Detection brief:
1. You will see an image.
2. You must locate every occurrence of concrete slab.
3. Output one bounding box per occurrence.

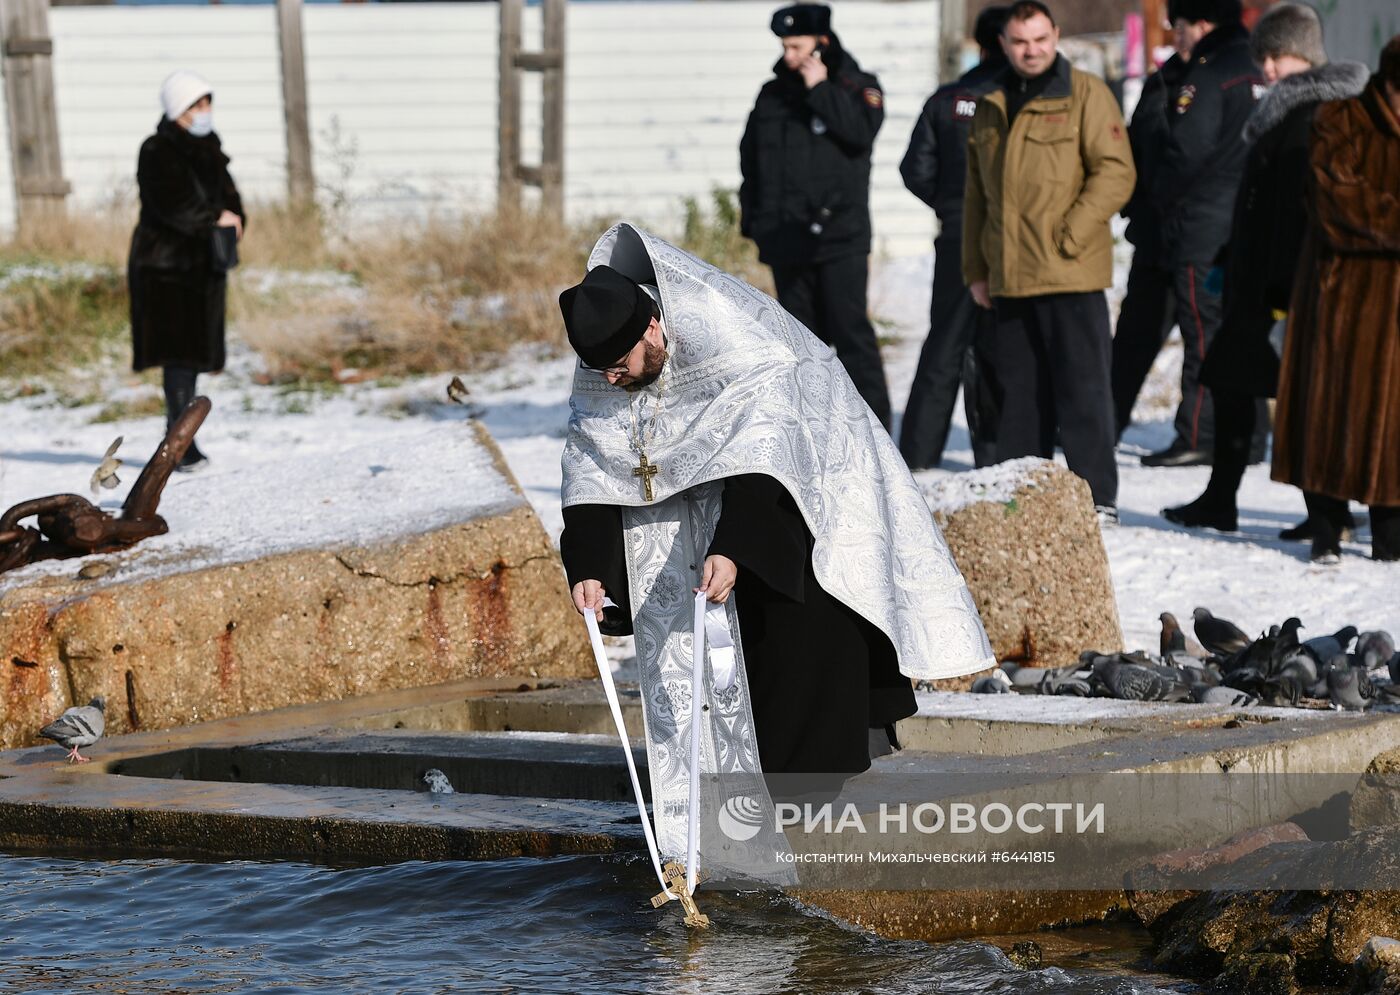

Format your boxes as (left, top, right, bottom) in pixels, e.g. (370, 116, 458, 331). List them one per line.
(4, 675, 1400, 944)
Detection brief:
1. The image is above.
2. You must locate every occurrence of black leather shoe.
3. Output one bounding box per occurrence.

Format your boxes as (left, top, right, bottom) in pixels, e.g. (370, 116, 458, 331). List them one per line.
(1163, 497, 1237, 532)
(1142, 441, 1212, 467)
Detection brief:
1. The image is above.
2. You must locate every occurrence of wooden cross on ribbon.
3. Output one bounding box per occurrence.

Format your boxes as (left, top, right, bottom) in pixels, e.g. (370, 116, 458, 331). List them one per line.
(632, 452, 659, 502)
(650, 860, 710, 928)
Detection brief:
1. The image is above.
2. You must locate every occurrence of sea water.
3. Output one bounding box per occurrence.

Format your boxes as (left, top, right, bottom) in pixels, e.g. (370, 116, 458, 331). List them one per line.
(0, 853, 1194, 994)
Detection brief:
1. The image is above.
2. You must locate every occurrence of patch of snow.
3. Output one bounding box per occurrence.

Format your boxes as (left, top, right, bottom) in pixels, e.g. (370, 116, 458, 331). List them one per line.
(915, 456, 1048, 515)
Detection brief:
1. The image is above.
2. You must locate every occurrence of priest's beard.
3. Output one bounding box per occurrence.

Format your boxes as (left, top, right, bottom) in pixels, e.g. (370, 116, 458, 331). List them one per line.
(623, 341, 667, 392)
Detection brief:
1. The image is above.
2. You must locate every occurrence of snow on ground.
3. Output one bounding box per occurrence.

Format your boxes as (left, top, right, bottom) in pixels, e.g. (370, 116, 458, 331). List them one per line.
(2, 252, 1395, 667)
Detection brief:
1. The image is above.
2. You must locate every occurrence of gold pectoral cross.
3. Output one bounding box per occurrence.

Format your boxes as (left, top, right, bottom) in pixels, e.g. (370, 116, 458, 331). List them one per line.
(650, 860, 710, 928)
(632, 452, 660, 502)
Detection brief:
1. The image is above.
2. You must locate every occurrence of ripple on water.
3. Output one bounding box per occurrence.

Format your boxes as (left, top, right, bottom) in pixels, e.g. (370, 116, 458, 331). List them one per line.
(0, 853, 1187, 995)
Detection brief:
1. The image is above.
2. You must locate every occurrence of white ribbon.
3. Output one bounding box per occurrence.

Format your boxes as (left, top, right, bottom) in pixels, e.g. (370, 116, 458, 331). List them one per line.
(585, 598, 700, 903)
(705, 599, 737, 692)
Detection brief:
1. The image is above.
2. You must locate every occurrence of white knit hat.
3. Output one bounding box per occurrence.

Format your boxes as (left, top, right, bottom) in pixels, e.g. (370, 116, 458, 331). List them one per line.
(160, 70, 213, 120)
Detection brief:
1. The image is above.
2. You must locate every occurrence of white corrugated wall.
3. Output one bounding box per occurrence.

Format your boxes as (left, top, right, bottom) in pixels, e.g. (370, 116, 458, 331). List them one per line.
(1, 1, 940, 255)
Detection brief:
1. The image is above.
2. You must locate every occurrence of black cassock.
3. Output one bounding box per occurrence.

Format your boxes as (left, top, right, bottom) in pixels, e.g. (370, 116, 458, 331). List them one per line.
(559, 473, 916, 777)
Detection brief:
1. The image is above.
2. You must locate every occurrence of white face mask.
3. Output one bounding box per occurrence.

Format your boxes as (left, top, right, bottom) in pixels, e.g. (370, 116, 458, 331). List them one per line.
(186, 110, 213, 137)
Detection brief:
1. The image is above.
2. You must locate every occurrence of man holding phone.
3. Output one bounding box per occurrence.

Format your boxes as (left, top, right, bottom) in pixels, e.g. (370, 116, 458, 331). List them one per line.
(740, 3, 891, 429)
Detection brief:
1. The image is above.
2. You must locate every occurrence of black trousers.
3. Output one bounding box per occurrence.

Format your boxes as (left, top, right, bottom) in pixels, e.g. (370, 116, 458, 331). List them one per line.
(899, 234, 998, 469)
(1170, 261, 1223, 451)
(991, 291, 1118, 508)
(772, 254, 891, 430)
(1195, 388, 1271, 505)
(1305, 493, 1400, 561)
(1110, 252, 1175, 437)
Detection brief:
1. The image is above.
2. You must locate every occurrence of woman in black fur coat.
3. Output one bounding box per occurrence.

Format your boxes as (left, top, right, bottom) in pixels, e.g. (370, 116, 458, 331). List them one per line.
(128, 70, 245, 469)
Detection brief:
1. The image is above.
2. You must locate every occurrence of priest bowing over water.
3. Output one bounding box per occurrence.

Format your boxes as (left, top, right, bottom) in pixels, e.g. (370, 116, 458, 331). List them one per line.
(558, 222, 992, 886)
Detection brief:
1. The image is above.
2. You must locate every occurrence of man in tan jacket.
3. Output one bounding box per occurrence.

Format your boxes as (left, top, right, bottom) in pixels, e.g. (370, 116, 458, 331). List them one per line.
(963, 0, 1135, 523)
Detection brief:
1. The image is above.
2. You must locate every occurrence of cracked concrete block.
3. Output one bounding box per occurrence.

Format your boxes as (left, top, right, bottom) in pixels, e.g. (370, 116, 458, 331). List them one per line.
(921, 458, 1123, 675)
(0, 423, 591, 749)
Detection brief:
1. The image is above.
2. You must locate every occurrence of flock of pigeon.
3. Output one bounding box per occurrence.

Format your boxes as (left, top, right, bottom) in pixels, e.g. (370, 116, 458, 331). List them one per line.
(970, 609, 1400, 712)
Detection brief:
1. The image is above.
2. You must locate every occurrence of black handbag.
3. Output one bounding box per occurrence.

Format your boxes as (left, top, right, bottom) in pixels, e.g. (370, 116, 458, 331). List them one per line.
(210, 224, 239, 272)
(190, 169, 240, 273)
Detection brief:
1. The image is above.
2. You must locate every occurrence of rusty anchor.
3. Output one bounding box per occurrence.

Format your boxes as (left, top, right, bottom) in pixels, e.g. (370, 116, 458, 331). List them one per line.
(0, 397, 211, 575)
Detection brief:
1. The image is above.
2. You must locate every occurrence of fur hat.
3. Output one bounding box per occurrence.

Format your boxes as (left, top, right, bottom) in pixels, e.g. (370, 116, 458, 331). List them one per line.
(160, 70, 212, 120)
(1167, 0, 1242, 25)
(1250, 3, 1327, 67)
(770, 4, 830, 38)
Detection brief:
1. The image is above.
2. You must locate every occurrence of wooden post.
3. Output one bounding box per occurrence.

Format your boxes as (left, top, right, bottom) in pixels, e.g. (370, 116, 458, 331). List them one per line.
(938, 0, 967, 86)
(1143, 0, 1168, 70)
(498, 0, 523, 214)
(540, 0, 565, 220)
(1, 0, 71, 235)
(277, 0, 315, 209)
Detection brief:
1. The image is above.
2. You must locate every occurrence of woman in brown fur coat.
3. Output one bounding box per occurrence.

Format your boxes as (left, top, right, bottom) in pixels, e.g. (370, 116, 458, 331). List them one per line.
(1272, 37, 1400, 564)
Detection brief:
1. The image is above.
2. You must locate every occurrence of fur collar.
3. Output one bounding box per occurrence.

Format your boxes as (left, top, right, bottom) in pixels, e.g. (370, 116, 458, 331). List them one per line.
(1244, 61, 1370, 143)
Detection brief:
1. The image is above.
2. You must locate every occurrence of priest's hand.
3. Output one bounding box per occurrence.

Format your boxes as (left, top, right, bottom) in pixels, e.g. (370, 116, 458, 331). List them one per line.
(697, 555, 737, 604)
(571, 579, 607, 615)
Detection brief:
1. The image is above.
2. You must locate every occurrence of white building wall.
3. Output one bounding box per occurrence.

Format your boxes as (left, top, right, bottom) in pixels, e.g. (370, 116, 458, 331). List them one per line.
(2, 0, 941, 256)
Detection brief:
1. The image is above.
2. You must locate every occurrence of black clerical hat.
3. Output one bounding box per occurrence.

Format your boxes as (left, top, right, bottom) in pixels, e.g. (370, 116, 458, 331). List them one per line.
(771, 4, 831, 37)
(559, 265, 653, 369)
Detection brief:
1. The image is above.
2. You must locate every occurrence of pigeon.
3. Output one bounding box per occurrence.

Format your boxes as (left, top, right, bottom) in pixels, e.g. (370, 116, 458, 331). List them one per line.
(446, 376, 471, 405)
(1191, 684, 1257, 706)
(39, 696, 106, 763)
(89, 437, 123, 495)
(971, 669, 1012, 694)
(423, 768, 455, 794)
(1389, 653, 1400, 687)
(997, 662, 1053, 689)
(1259, 675, 1304, 708)
(1358, 631, 1397, 671)
(1041, 669, 1093, 696)
(1193, 608, 1252, 658)
(1160, 612, 1208, 659)
(1325, 657, 1372, 711)
(1304, 626, 1360, 664)
(1092, 658, 1191, 702)
(1275, 652, 1319, 687)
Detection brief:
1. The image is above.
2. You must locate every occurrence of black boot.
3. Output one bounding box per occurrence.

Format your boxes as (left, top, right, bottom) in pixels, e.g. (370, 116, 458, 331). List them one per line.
(163, 365, 207, 470)
(1163, 493, 1237, 532)
(1280, 512, 1357, 542)
(1304, 492, 1348, 565)
(1372, 506, 1400, 562)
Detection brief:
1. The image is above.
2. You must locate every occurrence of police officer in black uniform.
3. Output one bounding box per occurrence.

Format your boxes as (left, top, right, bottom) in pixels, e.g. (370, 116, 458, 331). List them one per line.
(1143, 0, 1264, 467)
(740, 3, 891, 429)
(897, 5, 1008, 470)
(1109, 41, 1186, 439)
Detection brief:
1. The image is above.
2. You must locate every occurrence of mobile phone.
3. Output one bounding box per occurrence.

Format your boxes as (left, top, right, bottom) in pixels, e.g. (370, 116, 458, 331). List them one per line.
(812, 42, 825, 60)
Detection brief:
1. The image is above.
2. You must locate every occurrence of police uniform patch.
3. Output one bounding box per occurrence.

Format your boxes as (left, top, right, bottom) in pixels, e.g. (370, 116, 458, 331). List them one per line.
(1176, 84, 1196, 114)
(863, 88, 883, 108)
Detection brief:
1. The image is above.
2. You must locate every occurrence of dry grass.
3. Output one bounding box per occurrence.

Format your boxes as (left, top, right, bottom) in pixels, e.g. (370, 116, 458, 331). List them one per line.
(233, 207, 598, 382)
(0, 269, 130, 378)
(0, 187, 778, 384)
